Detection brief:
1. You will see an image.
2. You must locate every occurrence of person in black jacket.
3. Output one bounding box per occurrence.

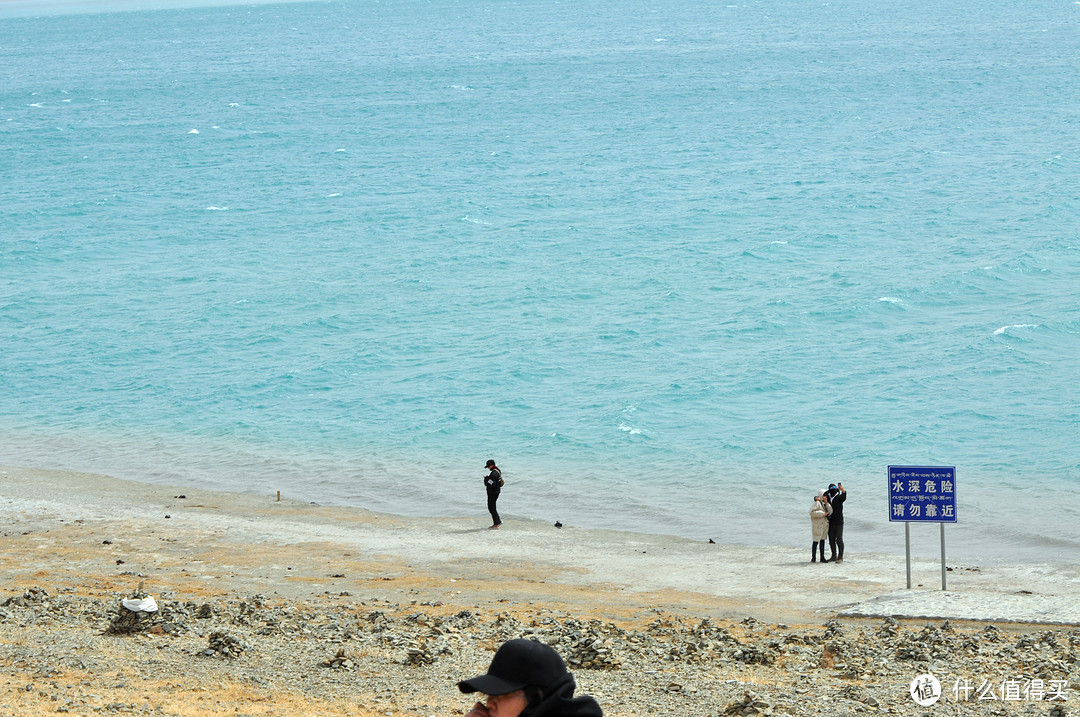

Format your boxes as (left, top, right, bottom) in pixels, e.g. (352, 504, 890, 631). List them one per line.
(483, 459, 504, 529)
(826, 482, 847, 563)
(458, 638, 603, 717)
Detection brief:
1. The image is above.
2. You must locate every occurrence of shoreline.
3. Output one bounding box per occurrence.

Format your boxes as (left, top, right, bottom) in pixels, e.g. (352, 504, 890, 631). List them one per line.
(6, 430, 1079, 567)
(4, 464, 1080, 716)
(3, 464, 1080, 625)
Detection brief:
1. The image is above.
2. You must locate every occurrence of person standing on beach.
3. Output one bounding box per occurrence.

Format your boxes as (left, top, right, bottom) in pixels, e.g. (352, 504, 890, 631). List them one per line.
(826, 482, 847, 563)
(810, 490, 831, 563)
(483, 459, 504, 529)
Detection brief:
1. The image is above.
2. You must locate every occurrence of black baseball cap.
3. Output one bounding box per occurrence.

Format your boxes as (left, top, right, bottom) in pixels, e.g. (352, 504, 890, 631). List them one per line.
(458, 639, 568, 695)
(486, 459, 496, 468)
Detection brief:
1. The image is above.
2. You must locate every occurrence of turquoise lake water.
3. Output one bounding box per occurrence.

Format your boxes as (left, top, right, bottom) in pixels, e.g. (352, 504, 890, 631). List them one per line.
(2, 0, 1078, 564)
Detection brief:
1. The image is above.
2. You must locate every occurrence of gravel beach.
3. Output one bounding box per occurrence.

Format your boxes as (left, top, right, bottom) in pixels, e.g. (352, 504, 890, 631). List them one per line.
(2, 465, 1079, 716)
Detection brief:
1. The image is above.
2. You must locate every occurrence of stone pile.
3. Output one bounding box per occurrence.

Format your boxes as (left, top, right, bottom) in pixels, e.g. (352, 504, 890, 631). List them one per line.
(2, 587, 50, 607)
(320, 648, 355, 670)
(723, 691, 772, 716)
(405, 640, 437, 666)
(105, 591, 182, 636)
(203, 631, 245, 658)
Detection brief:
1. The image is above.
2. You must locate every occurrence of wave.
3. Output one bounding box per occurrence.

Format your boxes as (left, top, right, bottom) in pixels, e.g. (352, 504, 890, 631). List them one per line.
(993, 324, 1039, 336)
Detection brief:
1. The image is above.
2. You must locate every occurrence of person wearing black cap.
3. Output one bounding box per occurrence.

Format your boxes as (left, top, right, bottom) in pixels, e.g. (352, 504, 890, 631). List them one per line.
(483, 459, 504, 530)
(458, 638, 603, 717)
(825, 482, 846, 563)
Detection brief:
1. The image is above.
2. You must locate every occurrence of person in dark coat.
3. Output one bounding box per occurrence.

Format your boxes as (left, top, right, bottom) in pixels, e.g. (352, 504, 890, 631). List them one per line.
(825, 482, 847, 563)
(458, 638, 603, 717)
(483, 459, 504, 529)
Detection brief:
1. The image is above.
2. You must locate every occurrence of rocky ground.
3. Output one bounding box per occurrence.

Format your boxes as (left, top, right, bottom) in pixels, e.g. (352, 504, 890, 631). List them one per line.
(1, 584, 1078, 717)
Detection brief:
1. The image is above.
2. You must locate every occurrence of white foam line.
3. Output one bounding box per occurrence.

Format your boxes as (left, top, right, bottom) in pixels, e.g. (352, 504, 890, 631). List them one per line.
(994, 324, 1038, 335)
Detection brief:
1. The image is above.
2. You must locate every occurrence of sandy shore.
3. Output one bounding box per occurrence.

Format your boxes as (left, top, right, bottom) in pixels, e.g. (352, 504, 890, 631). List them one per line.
(2, 465, 1080, 716)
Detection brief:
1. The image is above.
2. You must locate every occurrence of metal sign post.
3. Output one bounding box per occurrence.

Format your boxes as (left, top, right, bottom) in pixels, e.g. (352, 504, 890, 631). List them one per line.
(940, 523, 947, 590)
(905, 522, 912, 589)
(888, 466, 957, 590)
